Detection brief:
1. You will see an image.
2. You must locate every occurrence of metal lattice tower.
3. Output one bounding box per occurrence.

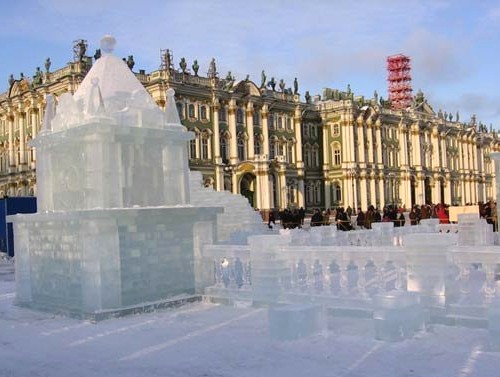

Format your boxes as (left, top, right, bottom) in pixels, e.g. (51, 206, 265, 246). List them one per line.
(387, 54, 412, 110)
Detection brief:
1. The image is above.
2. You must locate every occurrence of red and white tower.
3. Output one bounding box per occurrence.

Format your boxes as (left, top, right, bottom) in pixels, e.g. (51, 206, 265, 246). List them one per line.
(387, 54, 412, 110)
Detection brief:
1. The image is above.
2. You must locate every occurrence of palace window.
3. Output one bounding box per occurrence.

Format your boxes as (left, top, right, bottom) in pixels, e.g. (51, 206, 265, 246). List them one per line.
(201, 138, 208, 159)
(312, 145, 320, 167)
(200, 106, 208, 121)
(332, 142, 341, 166)
(270, 140, 276, 159)
(303, 123, 310, 138)
(237, 137, 246, 161)
(189, 139, 197, 159)
(304, 145, 311, 167)
(220, 135, 229, 162)
(311, 124, 317, 138)
(287, 143, 294, 163)
(254, 139, 262, 155)
(218, 107, 227, 122)
(176, 102, 184, 119)
(334, 183, 342, 203)
(314, 181, 321, 204)
(188, 104, 196, 119)
(268, 114, 275, 130)
(236, 108, 244, 125)
(286, 117, 292, 131)
(277, 116, 283, 130)
(332, 123, 340, 137)
(253, 111, 260, 126)
(306, 183, 314, 205)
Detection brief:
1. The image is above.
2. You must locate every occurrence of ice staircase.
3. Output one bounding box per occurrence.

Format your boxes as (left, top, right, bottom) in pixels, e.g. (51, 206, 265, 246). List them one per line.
(189, 171, 267, 243)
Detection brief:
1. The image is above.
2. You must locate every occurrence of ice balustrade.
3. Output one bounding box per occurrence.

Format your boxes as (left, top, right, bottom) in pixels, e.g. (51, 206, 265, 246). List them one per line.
(202, 218, 500, 322)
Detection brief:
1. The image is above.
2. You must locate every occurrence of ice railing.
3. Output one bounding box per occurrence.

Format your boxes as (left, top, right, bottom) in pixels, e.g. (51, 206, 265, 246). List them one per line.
(201, 218, 500, 320)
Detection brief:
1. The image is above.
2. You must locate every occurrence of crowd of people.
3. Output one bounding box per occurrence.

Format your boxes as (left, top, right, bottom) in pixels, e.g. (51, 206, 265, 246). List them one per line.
(267, 200, 498, 232)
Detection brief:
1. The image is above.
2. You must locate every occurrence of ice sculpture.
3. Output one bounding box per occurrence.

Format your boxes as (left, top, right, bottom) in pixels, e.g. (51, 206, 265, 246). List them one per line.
(11, 36, 222, 319)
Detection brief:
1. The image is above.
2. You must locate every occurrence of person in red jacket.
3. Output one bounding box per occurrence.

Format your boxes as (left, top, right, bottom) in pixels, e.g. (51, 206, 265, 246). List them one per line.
(436, 204, 449, 224)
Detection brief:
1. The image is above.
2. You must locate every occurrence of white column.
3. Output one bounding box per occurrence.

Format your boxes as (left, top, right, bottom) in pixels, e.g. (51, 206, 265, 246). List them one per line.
(231, 172, 238, 194)
(369, 174, 377, 207)
(212, 100, 223, 191)
(378, 175, 385, 207)
(375, 120, 383, 168)
(360, 174, 368, 210)
(31, 110, 38, 166)
(324, 180, 331, 209)
(19, 112, 27, 171)
(246, 102, 254, 160)
(366, 121, 374, 165)
(228, 99, 238, 164)
(8, 115, 15, 172)
(279, 170, 287, 209)
(294, 106, 303, 170)
(261, 105, 269, 157)
(431, 128, 439, 169)
(357, 119, 365, 166)
(297, 179, 305, 207)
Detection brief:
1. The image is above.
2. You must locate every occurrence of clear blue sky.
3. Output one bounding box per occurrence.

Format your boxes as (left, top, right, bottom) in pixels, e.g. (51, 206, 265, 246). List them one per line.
(1, 0, 499, 128)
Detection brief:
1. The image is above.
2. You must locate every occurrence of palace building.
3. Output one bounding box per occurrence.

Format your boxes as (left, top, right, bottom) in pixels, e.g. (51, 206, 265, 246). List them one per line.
(0, 40, 499, 212)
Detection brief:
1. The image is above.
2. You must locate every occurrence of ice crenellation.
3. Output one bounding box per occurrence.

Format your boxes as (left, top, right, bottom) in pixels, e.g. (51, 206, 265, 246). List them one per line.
(49, 36, 182, 132)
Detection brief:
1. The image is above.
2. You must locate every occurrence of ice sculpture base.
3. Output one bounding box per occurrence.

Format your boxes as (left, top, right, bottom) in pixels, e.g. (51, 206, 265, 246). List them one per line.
(10, 206, 221, 319)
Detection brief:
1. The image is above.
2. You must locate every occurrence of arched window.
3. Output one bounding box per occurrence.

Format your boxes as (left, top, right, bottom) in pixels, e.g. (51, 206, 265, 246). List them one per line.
(332, 142, 341, 166)
(306, 183, 314, 205)
(236, 108, 244, 124)
(332, 123, 340, 137)
(201, 130, 211, 159)
(218, 107, 227, 122)
(312, 145, 319, 167)
(237, 136, 246, 161)
(176, 102, 184, 119)
(277, 116, 283, 130)
(188, 104, 195, 119)
(287, 142, 294, 163)
(314, 181, 322, 204)
(334, 182, 342, 203)
(189, 138, 197, 159)
(253, 110, 260, 126)
(304, 144, 311, 167)
(220, 134, 229, 162)
(200, 106, 207, 121)
(254, 138, 262, 155)
(270, 139, 276, 159)
(303, 123, 310, 138)
(268, 114, 275, 130)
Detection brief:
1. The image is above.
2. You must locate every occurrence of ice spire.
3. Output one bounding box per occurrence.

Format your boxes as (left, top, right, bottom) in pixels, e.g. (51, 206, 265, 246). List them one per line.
(41, 94, 55, 133)
(165, 88, 182, 126)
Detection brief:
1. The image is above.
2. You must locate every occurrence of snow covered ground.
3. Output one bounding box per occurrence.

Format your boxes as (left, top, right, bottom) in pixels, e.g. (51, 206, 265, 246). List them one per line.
(1, 261, 499, 377)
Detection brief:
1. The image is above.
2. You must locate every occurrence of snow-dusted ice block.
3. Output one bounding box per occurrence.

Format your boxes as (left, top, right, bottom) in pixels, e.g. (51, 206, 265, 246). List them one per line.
(373, 291, 423, 341)
(457, 214, 494, 246)
(268, 304, 324, 341)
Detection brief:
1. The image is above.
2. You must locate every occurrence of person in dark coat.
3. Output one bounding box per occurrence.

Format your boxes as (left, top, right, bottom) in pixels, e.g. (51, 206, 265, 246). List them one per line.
(311, 208, 323, 227)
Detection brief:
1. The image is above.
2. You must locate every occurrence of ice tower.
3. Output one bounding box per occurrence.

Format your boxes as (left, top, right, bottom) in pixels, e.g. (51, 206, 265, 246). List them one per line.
(10, 36, 221, 319)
